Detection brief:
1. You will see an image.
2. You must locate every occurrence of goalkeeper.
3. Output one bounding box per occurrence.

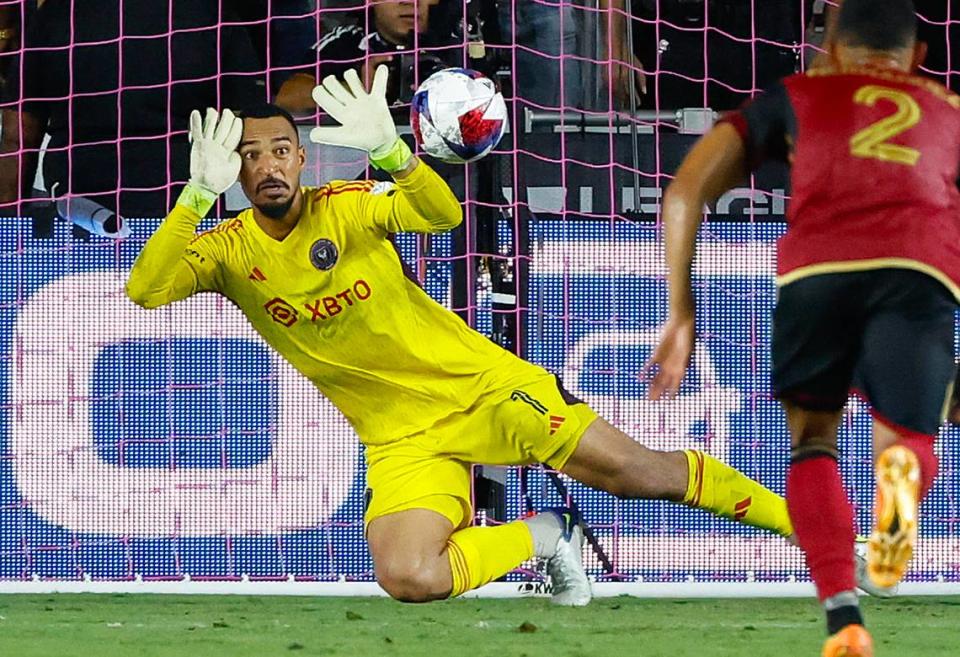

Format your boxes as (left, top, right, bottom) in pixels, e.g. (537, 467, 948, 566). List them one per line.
(127, 66, 794, 605)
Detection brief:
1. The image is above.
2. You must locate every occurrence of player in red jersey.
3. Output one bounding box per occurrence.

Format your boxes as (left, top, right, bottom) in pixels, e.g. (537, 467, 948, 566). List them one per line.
(648, 1, 957, 655)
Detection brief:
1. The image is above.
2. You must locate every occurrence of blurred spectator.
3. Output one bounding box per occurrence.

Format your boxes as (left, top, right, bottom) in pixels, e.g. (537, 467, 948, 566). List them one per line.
(0, 6, 18, 97)
(492, 0, 647, 111)
(496, 0, 582, 109)
(276, 0, 464, 112)
(601, 0, 648, 109)
(0, 0, 264, 218)
(629, 0, 802, 110)
(0, 3, 21, 57)
(0, 1, 41, 96)
(225, 0, 321, 96)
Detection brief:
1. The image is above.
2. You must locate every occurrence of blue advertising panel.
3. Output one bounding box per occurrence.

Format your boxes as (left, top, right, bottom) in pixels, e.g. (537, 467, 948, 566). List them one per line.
(0, 216, 956, 584)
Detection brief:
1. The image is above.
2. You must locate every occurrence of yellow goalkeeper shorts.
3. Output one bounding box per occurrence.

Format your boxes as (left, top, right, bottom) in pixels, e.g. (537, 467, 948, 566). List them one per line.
(363, 366, 598, 529)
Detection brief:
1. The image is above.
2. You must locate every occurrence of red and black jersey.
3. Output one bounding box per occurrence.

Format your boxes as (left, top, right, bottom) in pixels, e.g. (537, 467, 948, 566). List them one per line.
(723, 65, 960, 300)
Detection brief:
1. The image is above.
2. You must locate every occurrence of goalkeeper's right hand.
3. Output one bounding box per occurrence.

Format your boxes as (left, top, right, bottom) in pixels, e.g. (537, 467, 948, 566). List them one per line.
(178, 108, 243, 216)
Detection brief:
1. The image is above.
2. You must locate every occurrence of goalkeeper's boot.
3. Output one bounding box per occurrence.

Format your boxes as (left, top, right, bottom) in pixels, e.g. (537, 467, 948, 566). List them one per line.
(867, 445, 920, 589)
(854, 537, 897, 598)
(822, 624, 873, 657)
(543, 507, 591, 606)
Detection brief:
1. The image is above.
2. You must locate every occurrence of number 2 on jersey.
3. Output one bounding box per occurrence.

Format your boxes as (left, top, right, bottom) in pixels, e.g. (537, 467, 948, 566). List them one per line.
(849, 85, 922, 166)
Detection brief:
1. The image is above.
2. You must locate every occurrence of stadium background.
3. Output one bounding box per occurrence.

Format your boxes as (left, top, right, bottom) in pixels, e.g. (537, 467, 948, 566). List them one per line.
(0, 0, 957, 594)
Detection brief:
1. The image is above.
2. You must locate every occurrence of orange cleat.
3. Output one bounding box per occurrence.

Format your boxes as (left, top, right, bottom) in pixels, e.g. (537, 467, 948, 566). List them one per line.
(868, 445, 920, 589)
(822, 624, 874, 657)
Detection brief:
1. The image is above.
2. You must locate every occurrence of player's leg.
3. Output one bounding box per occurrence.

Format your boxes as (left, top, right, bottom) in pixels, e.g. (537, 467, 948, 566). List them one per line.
(557, 417, 794, 537)
(781, 404, 863, 618)
(947, 369, 960, 424)
(364, 439, 584, 603)
(486, 368, 795, 537)
(490, 370, 794, 537)
(856, 269, 957, 589)
(871, 417, 939, 574)
(447, 509, 587, 604)
(367, 502, 584, 603)
(867, 419, 924, 589)
(367, 507, 457, 602)
(771, 272, 871, 656)
(784, 402, 877, 657)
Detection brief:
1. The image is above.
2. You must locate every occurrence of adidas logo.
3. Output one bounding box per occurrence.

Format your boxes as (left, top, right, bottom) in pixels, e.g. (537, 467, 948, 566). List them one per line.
(549, 415, 565, 435)
(248, 267, 267, 282)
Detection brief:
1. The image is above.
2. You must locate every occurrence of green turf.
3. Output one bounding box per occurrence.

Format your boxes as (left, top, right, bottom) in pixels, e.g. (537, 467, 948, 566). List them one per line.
(0, 594, 957, 656)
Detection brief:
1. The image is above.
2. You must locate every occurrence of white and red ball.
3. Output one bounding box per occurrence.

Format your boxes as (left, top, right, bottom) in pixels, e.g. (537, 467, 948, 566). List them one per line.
(410, 68, 507, 164)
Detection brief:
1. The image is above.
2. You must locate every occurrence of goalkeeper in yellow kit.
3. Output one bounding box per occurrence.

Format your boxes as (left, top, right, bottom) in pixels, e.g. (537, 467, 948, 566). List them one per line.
(127, 65, 794, 605)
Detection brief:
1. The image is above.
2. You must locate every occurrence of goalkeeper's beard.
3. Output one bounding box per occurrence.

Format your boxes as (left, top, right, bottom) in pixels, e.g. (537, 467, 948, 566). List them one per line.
(255, 194, 297, 220)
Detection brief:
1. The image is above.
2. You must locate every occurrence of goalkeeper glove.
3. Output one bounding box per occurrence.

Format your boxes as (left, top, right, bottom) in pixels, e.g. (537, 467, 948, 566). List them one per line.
(178, 107, 243, 216)
(308, 66, 412, 173)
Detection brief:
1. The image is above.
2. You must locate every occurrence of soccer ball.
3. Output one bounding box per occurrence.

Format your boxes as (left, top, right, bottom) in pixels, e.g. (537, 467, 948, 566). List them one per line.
(410, 68, 507, 164)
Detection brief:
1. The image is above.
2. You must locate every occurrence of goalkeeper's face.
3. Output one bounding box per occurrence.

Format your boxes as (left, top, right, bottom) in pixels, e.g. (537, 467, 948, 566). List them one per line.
(237, 116, 306, 219)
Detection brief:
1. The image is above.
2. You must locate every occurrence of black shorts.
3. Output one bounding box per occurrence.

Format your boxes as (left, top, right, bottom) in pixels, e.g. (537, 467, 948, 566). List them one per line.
(772, 268, 958, 436)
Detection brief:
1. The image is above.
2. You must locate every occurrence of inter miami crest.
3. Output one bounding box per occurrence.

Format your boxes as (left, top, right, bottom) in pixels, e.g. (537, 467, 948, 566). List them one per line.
(309, 238, 339, 271)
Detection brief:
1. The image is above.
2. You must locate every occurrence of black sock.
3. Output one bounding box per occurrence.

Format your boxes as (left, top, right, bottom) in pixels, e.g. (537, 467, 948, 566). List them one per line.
(826, 605, 864, 635)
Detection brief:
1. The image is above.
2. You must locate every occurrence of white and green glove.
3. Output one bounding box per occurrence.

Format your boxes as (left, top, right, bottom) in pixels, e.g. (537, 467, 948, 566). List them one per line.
(178, 107, 243, 216)
(309, 66, 412, 173)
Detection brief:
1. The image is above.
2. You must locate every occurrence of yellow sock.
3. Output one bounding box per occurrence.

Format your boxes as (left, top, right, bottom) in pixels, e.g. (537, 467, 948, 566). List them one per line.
(683, 449, 794, 537)
(446, 521, 535, 597)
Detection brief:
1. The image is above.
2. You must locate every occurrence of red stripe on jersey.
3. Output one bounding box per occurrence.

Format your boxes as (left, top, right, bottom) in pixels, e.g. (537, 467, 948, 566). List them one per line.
(316, 181, 374, 199)
(693, 451, 705, 508)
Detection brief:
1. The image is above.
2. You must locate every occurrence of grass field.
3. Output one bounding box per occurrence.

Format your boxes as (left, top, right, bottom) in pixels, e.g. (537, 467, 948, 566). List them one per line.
(0, 594, 958, 656)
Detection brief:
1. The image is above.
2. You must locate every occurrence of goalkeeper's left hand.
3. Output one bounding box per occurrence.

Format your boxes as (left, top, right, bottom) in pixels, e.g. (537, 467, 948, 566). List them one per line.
(308, 66, 412, 173)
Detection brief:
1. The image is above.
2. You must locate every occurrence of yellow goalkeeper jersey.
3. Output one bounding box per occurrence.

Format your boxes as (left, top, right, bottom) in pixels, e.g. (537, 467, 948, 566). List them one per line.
(127, 162, 519, 445)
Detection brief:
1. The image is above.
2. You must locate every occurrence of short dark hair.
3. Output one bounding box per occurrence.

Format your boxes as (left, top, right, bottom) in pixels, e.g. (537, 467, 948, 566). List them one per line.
(236, 103, 300, 143)
(836, 0, 918, 51)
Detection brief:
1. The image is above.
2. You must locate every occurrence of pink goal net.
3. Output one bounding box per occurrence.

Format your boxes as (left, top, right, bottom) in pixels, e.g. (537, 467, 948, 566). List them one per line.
(0, 0, 957, 591)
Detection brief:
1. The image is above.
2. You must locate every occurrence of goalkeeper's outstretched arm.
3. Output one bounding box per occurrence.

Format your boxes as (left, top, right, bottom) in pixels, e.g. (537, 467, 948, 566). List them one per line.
(308, 66, 463, 234)
(126, 108, 242, 308)
(364, 156, 463, 234)
(125, 189, 219, 309)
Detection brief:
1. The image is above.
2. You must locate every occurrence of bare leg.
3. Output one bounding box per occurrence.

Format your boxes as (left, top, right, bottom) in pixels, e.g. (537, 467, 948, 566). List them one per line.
(367, 509, 455, 603)
(560, 416, 793, 536)
(871, 417, 899, 461)
(560, 417, 687, 500)
(367, 506, 540, 602)
(783, 402, 842, 453)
